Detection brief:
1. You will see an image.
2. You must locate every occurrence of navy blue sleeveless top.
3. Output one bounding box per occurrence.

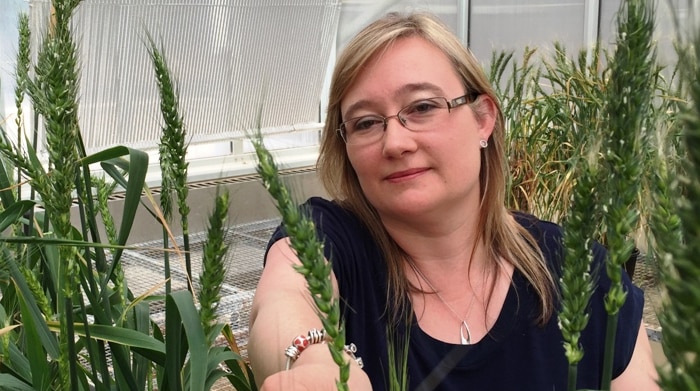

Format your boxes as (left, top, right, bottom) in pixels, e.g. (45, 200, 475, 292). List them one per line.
(266, 197, 643, 391)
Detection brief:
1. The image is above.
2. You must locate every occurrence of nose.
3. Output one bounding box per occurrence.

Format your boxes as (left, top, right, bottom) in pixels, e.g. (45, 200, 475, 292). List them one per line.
(382, 114, 405, 129)
(381, 114, 416, 158)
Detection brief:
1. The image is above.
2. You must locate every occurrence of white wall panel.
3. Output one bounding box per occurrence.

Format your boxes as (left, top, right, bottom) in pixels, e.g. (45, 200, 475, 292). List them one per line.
(29, 0, 340, 155)
(469, 1, 586, 64)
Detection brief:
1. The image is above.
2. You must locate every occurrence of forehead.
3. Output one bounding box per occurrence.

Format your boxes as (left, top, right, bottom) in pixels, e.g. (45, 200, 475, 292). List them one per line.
(341, 36, 463, 111)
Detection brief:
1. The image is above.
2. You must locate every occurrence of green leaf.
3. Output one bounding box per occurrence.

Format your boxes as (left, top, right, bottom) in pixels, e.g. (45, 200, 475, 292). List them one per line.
(166, 291, 209, 391)
(0, 200, 35, 232)
(131, 302, 153, 389)
(86, 146, 149, 262)
(4, 343, 33, 384)
(0, 235, 132, 250)
(22, 135, 47, 179)
(7, 259, 58, 355)
(13, 278, 52, 391)
(69, 323, 166, 354)
(204, 350, 252, 390)
(87, 147, 150, 301)
(0, 156, 17, 209)
(0, 374, 36, 391)
(220, 324, 256, 391)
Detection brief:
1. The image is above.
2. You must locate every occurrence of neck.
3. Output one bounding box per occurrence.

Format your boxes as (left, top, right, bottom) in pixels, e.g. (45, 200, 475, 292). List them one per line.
(383, 215, 482, 269)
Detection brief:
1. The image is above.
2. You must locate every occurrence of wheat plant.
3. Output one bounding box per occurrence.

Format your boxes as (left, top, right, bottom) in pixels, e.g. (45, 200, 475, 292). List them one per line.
(589, 1, 658, 388)
(494, 1, 678, 390)
(252, 135, 351, 391)
(148, 36, 193, 295)
(652, 2, 700, 387)
(559, 156, 600, 391)
(0, 1, 257, 389)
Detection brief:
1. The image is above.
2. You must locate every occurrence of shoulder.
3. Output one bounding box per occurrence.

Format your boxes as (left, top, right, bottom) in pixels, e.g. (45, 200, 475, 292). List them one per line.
(268, 197, 358, 235)
(265, 197, 374, 260)
(509, 211, 606, 274)
(511, 211, 565, 260)
(301, 197, 368, 241)
(511, 211, 561, 236)
(303, 197, 357, 226)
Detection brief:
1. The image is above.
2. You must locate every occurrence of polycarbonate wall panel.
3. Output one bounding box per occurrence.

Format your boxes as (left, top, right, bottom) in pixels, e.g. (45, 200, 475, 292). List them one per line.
(599, 0, 624, 46)
(655, 0, 692, 66)
(335, 1, 689, 87)
(337, 1, 590, 72)
(469, 1, 586, 64)
(336, 0, 462, 50)
(30, 0, 340, 154)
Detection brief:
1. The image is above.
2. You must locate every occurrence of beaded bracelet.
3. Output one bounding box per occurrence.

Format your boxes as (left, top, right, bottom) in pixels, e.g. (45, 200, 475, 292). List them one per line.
(284, 328, 364, 370)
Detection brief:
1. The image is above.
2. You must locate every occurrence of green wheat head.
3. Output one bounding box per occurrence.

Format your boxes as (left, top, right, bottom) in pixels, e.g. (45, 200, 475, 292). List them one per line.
(198, 188, 230, 341)
(600, 0, 655, 295)
(0, 13, 48, 200)
(654, 4, 700, 387)
(13, 13, 30, 197)
(91, 176, 119, 247)
(147, 36, 190, 223)
(597, 1, 656, 387)
(91, 175, 126, 304)
(252, 135, 350, 391)
(30, 6, 82, 236)
(148, 33, 194, 293)
(559, 161, 600, 362)
(24, 0, 85, 385)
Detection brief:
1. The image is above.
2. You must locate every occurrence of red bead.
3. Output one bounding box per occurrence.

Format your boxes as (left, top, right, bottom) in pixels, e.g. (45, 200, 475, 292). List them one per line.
(292, 335, 310, 352)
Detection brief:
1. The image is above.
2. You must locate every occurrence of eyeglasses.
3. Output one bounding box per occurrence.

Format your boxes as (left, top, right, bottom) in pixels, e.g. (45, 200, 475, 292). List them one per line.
(337, 93, 478, 146)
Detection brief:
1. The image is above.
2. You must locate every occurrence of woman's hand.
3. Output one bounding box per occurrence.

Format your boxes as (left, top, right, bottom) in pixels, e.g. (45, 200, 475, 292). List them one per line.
(250, 240, 372, 390)
(260, 360, 372, 391)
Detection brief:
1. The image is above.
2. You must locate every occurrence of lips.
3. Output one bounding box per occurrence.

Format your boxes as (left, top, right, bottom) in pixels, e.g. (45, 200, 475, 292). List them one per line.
(385, 167, 429, 181)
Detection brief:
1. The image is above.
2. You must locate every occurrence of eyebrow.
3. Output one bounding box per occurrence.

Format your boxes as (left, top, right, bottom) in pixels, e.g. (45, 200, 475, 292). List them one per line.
(342, 82, 445, 119)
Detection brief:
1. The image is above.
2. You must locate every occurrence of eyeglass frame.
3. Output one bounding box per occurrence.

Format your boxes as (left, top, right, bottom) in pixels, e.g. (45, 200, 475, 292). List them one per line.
(336, 92, 480, 145)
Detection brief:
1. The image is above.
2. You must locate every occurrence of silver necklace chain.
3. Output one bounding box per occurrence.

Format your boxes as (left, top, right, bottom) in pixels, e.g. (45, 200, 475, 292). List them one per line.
(410, 261, 478, 345)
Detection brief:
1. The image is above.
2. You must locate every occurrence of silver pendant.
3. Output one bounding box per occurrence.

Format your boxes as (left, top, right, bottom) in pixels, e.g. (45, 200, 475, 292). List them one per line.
(460, 320, 472, 345)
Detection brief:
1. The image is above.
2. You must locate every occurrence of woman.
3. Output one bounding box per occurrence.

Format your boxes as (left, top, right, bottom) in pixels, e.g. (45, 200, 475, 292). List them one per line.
(248, 12, 658, 390)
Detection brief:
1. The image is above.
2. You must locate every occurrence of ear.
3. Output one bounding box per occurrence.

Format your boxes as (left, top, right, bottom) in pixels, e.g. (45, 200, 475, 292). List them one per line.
(471, 94, 497, 141)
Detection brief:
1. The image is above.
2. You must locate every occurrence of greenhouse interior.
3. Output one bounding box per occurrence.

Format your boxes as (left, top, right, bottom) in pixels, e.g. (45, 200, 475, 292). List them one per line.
(1, 0, 698, 390)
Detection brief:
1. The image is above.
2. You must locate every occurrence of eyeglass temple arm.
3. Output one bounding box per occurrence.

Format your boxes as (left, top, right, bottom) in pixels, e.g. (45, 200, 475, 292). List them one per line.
(448, 92, 480, 109)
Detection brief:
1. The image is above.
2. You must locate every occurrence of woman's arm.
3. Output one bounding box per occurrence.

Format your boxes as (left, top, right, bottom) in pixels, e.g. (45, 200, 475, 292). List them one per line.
(248, 239, 371, 390)
(611, 323, 660, 391)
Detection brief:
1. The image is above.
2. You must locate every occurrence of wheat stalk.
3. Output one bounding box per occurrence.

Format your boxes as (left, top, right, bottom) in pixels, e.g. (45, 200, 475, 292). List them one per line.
(147, 35, 193, 294)
(252, 135, 350, 391)
(598, 1, 656, 387)
(559, 156, 600, 390)
(198, 188, 230, 341)
(26, 0, 85, 386)
(653, 5, 700, 387)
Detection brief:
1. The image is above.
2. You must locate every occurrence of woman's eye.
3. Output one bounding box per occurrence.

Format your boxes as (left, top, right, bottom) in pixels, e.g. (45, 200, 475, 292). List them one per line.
(353, 117, 383, 132)
(405, 100, 440, 115)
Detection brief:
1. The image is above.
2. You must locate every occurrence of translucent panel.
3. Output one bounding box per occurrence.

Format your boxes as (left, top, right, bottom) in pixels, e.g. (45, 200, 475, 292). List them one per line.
(29, 0, 340, 154)
(654, 0, 691, 65)
(469, 1, 586, 63)
(599, 0, 624, 46)
(337, 0, 462, 51)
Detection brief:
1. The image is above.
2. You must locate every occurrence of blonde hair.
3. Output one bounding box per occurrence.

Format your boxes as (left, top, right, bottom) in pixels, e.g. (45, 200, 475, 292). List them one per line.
(317, 12, 555, 324)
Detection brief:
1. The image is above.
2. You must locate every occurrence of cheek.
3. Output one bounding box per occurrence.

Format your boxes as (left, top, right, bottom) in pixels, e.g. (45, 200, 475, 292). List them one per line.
(346, 147, 380, 195)
(346, 146, 374, 176)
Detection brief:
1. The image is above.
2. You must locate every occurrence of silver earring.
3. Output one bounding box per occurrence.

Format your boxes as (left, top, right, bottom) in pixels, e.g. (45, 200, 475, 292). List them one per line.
(479, 139, 488, 149)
